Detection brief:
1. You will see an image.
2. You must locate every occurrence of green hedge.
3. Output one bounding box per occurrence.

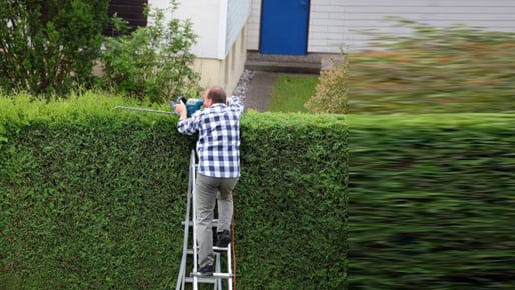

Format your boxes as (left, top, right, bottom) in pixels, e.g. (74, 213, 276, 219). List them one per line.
(349, 114, 515, 290)
(0, 94, 348, 289)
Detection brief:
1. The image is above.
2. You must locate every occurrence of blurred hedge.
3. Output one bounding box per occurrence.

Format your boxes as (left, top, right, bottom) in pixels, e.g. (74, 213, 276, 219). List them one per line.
(0, 94, 348, 289)
(348, 20, 515, 114)
(349, 114, 515, 289)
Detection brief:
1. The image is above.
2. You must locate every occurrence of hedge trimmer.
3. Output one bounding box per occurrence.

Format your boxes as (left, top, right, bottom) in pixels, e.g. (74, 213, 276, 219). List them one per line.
(116, 96, 204, 117)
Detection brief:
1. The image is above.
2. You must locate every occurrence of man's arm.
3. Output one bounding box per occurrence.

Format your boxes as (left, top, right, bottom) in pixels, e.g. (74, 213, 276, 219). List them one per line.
(227, 95, 244, 116)
(176, 102, 199, 135)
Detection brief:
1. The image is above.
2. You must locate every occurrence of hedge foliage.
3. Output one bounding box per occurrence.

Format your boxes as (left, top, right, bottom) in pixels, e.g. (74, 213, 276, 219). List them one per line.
(348, 19, 515, 114)
(349, 114, 515, 289)
(0, 94, 348, 289)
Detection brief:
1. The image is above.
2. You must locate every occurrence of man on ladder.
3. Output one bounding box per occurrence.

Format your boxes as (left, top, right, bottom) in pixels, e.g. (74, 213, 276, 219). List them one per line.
(176, 86, 244, 277)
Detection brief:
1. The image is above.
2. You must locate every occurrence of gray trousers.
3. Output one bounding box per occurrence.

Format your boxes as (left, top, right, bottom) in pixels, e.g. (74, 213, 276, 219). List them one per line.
(195, 173, 239, 268)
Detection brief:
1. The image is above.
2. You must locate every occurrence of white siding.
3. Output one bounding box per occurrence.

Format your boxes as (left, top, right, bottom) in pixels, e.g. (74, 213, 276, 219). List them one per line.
(249, 0, 515, 53)
(247, 0, 262, 50)
(308, 0, 346, 53)
(343, 0, 515, 51)
(226, 0, 251, 56)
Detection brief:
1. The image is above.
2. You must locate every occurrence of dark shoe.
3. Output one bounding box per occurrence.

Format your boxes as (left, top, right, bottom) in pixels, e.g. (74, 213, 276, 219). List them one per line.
(196, 264, 214, 277)
(215, 230, 231, 248)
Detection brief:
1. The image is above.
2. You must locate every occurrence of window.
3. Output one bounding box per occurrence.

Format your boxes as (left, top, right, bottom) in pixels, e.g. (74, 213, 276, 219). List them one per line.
(104, 0, 148, 36)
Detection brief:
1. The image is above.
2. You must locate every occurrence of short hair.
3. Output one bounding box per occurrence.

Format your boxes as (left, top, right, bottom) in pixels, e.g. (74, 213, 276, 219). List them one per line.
(206, 86, 226, 104)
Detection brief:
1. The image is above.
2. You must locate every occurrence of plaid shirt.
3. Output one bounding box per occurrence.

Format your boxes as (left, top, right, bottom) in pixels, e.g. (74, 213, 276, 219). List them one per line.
(177, 96, 244, 178)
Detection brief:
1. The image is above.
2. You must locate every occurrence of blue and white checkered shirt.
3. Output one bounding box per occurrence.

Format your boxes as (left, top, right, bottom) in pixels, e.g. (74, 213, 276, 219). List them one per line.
(177, 96, 244, 178)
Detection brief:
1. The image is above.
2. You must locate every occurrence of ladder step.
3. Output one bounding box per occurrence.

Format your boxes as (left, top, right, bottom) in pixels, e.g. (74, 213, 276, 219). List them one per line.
(190, 272, 234, 279)
(213, 246, 229, 252)
(186, 246, 229, 255)
(184, 277, 216, 284)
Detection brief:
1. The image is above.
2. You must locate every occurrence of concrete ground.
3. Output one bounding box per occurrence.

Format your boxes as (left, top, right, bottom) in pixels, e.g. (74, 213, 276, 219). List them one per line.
(235, 52, 339, 112)
(240, 71, 279, 112)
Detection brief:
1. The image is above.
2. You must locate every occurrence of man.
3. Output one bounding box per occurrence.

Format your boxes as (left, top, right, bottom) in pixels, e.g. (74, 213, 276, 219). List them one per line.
(176, 86, 243, 276)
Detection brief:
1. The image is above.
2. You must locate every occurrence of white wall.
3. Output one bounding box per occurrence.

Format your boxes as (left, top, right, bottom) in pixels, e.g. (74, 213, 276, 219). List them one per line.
(248, 0, 515, 53)
(343, 0, 515, 51)
(247, 0, 261, 50)
(149, 0, 250, 59)
(226, 0, 252, 56)
(308, 0, 346, 53)
(149, 0, 223, 59)
(148, 0, 249, 93)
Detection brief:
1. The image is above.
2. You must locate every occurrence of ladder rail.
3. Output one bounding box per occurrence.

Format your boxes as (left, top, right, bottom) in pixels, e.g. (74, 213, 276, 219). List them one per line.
(175, 190, 190, 290)
(175, 151, 195, 290)
(176, 149, 233, 290)
(227, 244, 233, 290)
(190, 151, 199, 290)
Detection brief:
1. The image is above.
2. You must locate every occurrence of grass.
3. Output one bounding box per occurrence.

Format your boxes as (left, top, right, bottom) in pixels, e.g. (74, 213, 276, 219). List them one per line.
(267, 74, 319, 113)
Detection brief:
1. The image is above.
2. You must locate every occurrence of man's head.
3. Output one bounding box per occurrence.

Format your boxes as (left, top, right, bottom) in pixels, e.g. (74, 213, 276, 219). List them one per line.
(203, 86, 226, 107)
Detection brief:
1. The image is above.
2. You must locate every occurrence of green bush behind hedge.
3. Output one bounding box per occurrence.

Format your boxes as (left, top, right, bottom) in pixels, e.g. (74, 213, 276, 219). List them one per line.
(0, 94, 348, 289)
(348, 114, 515, 289)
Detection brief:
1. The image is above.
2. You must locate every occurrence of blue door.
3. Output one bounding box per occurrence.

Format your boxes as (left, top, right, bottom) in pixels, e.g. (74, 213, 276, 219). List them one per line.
(259, 0, 310, 55)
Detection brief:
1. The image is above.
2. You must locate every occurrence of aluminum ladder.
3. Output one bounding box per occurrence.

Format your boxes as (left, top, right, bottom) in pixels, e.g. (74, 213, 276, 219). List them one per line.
(176, 150, 234, 290)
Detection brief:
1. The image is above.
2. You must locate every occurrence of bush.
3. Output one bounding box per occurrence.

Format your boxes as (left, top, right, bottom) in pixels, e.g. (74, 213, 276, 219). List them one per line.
(99, 2, 200, 103)
(305, 51, 348, 114)
(0, 0, 109, 97)
(0, 93, 348, 289)
(349, 114, 515, 289)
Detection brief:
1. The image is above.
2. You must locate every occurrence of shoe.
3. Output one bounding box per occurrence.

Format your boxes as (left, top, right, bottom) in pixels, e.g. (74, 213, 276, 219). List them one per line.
(196, 264, 214, 277)
(215, 230, 231, 248)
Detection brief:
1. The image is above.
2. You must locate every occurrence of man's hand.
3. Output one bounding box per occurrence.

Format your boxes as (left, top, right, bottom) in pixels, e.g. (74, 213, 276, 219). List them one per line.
(175, 102, 187, 120)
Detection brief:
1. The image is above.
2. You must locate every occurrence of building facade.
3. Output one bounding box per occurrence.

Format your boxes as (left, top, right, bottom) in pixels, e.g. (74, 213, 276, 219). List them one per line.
(247, 0, 515, 53)
(112, 0, 515, 92)
(150, 0, 251, 95)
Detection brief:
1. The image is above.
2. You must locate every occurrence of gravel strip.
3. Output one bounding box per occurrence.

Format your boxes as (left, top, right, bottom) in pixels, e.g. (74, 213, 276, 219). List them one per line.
(232, 69, 255, 99)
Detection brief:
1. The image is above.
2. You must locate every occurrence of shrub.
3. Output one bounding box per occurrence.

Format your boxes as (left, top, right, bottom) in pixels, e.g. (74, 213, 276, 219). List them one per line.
(99, 2, 200, 103)
(349, 114, 515, 289)
(305, 51, 348, 114)
(0, 0, 109, 97)
(0, 93, 348, 289)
